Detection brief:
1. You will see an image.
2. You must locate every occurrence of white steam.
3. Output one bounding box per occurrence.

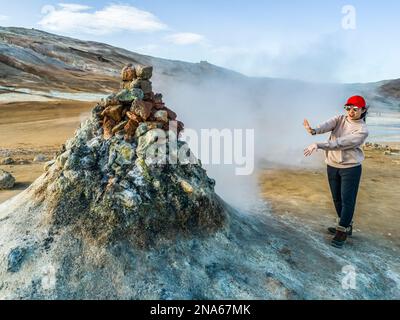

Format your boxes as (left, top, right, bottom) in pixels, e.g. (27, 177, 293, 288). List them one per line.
(152, 72, 355, 208)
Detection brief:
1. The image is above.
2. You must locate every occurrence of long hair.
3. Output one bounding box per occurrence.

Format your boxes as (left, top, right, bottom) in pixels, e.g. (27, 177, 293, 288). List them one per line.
(360, 106, 368, 123)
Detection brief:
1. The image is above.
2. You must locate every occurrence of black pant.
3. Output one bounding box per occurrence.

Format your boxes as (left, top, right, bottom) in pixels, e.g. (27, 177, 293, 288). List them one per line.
(327, 165, 362, 228)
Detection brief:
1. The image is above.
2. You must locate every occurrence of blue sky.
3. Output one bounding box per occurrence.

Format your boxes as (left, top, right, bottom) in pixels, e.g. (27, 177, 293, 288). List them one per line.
(1, 0, 399, 83)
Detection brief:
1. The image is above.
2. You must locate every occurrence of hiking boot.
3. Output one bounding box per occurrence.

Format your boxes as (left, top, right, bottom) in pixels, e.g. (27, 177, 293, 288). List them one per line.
(328, 219, 353, 236)
(331, 226, 348, 248)
(328, 224, 352, 236)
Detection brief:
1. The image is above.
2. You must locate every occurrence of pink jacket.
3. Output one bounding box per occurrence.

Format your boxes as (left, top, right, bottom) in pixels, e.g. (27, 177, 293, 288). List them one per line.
(315, 115, 369, 168)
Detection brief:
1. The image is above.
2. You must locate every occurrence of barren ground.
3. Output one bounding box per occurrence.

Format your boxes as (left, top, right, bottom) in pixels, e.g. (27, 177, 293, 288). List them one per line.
(0, 100, 93, 202)
(259, 144, 400, 247)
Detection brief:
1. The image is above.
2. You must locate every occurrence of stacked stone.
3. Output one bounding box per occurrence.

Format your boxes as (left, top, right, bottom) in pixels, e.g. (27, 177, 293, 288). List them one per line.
(120, 64, 154, 101)
(98, 64, 184, 143)
(120, 63, 136, 89)
(130, 65, 154, 101)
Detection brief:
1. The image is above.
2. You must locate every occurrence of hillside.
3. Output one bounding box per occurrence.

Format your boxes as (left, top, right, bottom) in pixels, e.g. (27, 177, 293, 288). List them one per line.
(0, 27, 243, 94)
(379, 79, 400, 100)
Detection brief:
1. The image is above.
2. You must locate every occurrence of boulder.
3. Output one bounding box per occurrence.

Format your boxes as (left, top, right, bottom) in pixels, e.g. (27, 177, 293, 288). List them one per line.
(121, 63, 136, 81)
(126, 111, 142, 123)
(154, 93, 163, 104)
(103, 117, 117, 140)
(116, 89, 137, 104)
(129, 79, 142, 89)
(143, 92, 155, 102)
(153, 93, 165, 109)
(33, 154, 47, 163)
(102, 105, 124, 123)
(140, 80, 153, 94)
(130, 79, 152, 94)
(0, 157, 14, 165)
(132, 100, 153, 121)
(101, 93, 119, 108)
(135, 65, 153, 80)
(131, 88, 145, 101)
(124, 119, 139, 143)
(0, 169, 16, 189)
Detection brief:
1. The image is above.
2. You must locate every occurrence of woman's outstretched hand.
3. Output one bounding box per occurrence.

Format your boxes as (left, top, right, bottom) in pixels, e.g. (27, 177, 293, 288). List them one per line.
(303, 119, 318, 156)
(304, 143, 318, 157)
(303, 119, 314, 135)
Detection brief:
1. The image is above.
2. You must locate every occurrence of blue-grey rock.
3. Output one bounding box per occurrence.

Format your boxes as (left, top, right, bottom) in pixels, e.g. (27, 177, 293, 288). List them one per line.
(33, 154, 47, 163)
(0, 169, 15, 189)
(7, 248, 26, 273)
(1, 157, 14, 165)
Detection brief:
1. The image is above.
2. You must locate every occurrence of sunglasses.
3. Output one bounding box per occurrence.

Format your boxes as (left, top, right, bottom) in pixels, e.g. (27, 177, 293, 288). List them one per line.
(344, 105, 361, 112)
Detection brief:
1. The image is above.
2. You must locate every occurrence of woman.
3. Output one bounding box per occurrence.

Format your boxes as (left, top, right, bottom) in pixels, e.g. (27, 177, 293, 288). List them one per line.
(303, 95, 369, 248)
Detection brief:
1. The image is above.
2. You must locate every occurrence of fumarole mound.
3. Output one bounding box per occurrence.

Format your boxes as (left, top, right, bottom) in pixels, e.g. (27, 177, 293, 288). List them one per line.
(35, 64, 226, 248)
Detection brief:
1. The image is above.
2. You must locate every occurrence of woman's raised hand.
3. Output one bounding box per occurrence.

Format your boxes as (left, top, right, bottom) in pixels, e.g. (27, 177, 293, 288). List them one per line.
(303, 119, 314, 134)
(304, 143, 318, 157)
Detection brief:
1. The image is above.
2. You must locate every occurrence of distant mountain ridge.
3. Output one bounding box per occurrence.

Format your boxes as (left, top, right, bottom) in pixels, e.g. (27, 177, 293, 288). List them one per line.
(379, 79, 400, 100)
(0, 27, 244, 93)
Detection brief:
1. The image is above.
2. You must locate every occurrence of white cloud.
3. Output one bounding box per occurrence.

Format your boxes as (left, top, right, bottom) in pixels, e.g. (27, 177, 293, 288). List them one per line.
(164, 33, 205, 45)
(58, 3, 92, 12)
(0, 15, 8, 22)
(38, 3, 167, 35)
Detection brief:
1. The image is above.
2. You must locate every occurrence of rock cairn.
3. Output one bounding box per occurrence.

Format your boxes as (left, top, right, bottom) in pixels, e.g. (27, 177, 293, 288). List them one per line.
(99, 64, 184, 143)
